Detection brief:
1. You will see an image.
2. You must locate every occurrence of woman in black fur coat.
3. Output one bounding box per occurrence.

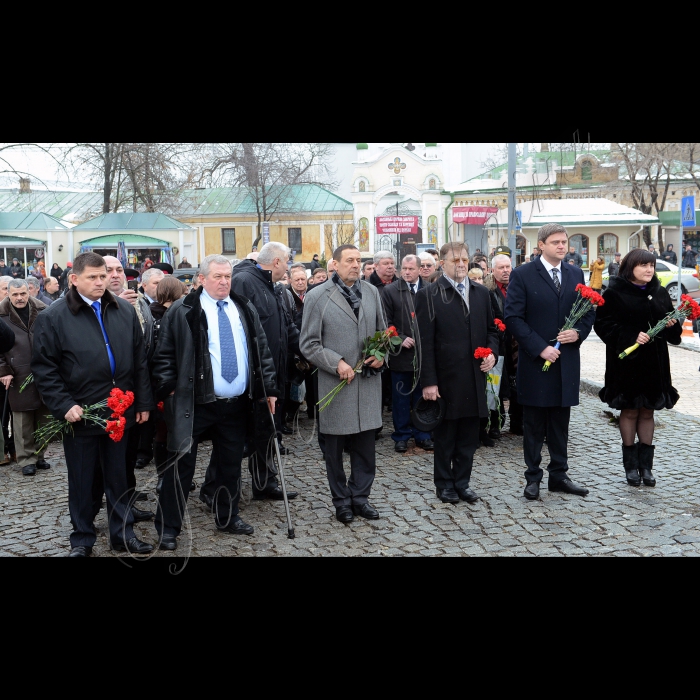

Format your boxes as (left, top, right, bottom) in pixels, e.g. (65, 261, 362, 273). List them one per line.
(594, 248, 682, 487)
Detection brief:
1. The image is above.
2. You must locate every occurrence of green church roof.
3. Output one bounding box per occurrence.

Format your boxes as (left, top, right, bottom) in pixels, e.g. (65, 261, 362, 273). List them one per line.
(73, 212, 192, 230)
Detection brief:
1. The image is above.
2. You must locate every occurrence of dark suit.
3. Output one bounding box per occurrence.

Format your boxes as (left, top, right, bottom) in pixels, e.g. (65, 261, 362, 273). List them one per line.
(381, 278, 429, 444)
(504, 258, 595, 485)
(416, 276, 498, 490)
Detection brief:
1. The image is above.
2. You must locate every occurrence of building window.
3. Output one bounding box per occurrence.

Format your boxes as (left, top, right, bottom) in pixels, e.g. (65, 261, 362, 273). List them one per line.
(429, 178, 436, 189)
(359, 181, 365, 192)
(222, 228, 236, 254)
(288, 227, 302, 253)
(597, 233, 618, 266)
(569, 234, 589, 268)
(581, 160, 592, 180)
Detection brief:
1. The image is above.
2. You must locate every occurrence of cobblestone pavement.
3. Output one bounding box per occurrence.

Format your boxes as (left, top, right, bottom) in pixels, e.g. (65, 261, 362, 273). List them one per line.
(2, 338, 700, 558)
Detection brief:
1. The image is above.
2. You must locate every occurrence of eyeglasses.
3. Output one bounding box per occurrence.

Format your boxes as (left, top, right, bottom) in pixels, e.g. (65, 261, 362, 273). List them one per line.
(420, 264, 434, 269)
(446, 257, 469, 264)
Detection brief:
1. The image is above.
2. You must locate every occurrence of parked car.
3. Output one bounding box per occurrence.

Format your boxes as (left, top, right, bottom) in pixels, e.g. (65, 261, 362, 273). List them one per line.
(601, 259, 699, 301)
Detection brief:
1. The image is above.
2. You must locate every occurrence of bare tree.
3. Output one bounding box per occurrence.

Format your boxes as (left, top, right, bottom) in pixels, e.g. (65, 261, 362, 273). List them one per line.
(0, 143, 66, 189)
(608, 143, 678, 248)
(199, 143, 339, 251)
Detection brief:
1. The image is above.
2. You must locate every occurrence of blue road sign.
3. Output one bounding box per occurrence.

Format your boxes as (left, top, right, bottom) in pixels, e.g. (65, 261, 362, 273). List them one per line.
(682, 195, 696, 228)
(515, 210, 522, 230)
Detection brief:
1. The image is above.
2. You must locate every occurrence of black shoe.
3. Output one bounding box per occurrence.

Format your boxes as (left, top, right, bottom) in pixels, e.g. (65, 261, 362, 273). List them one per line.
(488, 428, 501, 440)
(199, 492, 213, 510)
(22, 464, 36, 476)
(278, 444, 289, 455)
(638, 443, 656, 487)
(218, 517, 254, 535)
(242, 444, 250, 458)
(252, 486, 298, 501)
(622, 443, 641, 487)
(36, 458, 51, 469)
(111, 537, 154, 554)
(156, 477, 163, 495)
(281, 425, 293, 435)
(352, 502, 379, 519)
(134, 490, 148, 501)
(456, 487, 480, 503)
(415, 439, 435, 451)
(134, 457, 150, 469)
(479, 432, 495, 447)
(394, 440, 408, 453)
(375, 427, 383, 440)
(158, 535, 177, 551)
(524, 482, 540, 500)
(190, 479, 197, 492)
(548, 478, 589, 497)
(335, 506, 354, 523)
(436, 488, 460, 504)
(131, 507, 154, 522)
(69, 545, 92, 557)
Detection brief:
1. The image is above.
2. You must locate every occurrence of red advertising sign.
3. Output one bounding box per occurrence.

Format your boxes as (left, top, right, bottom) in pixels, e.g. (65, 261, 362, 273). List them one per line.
(452, 206, 499, 225)
(375, 216, 419, 235)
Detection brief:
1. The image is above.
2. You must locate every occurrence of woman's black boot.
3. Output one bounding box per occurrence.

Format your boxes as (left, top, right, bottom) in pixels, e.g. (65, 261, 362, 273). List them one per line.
(621, 443, 641, 487)
(638, 442, 656, 486)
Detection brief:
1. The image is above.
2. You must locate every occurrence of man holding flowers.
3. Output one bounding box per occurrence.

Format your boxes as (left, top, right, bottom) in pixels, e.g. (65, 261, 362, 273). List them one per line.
(300, 244, 387, 523)
(504, 223, 595, 501)
(31, 252, 154, 557)
(415, 242, 499, 505)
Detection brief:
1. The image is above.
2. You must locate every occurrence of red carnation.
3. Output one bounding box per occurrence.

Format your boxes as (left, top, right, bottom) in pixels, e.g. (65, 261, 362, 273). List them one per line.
(474, 347, 493, 360)
(157, 401, 164, 412)
(494, 319, 506, 332)
(106, 416, 125, 442)
(387, 326, 399, 337)
(107, 388, 135, 415)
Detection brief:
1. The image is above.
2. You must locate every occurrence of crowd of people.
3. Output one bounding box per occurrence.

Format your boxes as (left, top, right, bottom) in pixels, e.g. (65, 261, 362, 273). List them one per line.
(0, 223, 687, 556)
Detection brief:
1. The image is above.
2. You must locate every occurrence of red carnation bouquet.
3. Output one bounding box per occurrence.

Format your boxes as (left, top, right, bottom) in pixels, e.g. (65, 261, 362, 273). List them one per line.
(543, 284, 605, 371)
(494, 319, 506, 332)
(619, 293, 700, 359)
(318, 327, 402, 412)
(34, 387, 135, 452)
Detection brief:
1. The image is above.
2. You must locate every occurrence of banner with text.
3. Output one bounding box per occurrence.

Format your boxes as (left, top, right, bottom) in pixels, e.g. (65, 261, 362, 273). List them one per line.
(375, 216, 419, 235)
(451, 206, 499, 225)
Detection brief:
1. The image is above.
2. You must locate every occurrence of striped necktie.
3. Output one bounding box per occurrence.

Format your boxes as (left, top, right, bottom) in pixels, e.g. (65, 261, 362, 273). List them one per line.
(552, 268, 561, 292)
(216, 300, 238, 383)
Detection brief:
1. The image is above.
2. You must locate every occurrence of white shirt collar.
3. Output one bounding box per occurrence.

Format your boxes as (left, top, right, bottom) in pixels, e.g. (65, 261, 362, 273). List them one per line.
(80, 292, 99, 307)
(540, 257, 561, 274)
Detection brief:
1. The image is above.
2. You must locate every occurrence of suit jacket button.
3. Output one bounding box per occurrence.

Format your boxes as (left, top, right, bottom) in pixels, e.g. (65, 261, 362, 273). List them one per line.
(185, 412, 190, 418)
(189, 377, 193, 382)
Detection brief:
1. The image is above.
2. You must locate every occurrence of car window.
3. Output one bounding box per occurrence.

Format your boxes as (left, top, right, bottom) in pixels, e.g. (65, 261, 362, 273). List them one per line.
(655, 262, 669, 272)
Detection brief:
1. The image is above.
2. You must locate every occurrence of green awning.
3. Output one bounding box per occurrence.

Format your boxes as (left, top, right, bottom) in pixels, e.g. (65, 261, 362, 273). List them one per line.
(80, 234, 169, 247)
(659, 210, 700, 227)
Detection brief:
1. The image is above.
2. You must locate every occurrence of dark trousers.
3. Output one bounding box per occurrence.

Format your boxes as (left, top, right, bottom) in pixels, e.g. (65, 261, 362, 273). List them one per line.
(305, 367, 318, 420)
(433, 416, 480, 490)
(156, 398, 249, 537)
(391, 371, 430, 443)
(323, 429, 376, 507)
(63, 429, 135, 548)
(136, 413, 156, 462)
(0, 385, 14, 454)
(522, 405, 570, 484)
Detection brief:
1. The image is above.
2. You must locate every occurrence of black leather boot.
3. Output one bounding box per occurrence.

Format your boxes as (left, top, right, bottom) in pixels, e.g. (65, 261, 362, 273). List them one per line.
(622, 443, 641, 487)
(638, 442, 656, 486)
(488, 410, 502, 439)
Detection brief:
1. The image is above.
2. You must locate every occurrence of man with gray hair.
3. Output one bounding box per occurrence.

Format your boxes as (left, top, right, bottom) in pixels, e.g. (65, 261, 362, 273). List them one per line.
(0, 279, 50, 476)
(44, 276, 61, 302)
(139, 267, 164, 305)
(368, 250, 398, 290)
(0, 276, 13, 300)
(225, 241, 300, 500)
(151, 254, 280, 548)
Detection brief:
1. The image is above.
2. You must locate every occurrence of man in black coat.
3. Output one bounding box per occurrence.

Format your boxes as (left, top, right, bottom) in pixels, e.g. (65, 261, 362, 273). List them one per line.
(504, 223, 595, 501)
(227, 243, 300, 501)
(486, 253, 522, 436)
(682, 244, 698, 269)
(31, 252, 154, 557)
(368, 251, 398, 290)
(608, 252, 622, 277)
(150, 254, 280, 549)
(380, 254, 433, 453)
(416, 242, 499, 505)
(0, 259, 11, 277)
(9, 258, 24, 279)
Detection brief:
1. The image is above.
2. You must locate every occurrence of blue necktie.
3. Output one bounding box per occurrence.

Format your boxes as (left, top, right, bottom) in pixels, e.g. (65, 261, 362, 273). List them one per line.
(91, 301, 116, 376)
(217, 300, 238, 383)
(457, 283, 465, 298)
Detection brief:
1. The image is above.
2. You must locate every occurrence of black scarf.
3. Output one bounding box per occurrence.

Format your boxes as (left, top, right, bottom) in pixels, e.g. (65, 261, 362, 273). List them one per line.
(332, 272, 362, 318)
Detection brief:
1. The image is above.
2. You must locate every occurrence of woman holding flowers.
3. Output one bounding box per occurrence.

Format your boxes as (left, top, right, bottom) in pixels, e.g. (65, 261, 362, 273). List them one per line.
(594, 248, 683, 487)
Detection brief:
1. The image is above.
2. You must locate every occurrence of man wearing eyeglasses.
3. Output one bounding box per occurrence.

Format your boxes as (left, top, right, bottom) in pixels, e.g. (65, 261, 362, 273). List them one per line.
(418, 253, 437, 282)
(415, 242, 499, 505)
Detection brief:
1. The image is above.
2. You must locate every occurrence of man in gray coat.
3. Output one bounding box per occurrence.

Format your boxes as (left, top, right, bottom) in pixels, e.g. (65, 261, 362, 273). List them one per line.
(300, 245, 387, 523)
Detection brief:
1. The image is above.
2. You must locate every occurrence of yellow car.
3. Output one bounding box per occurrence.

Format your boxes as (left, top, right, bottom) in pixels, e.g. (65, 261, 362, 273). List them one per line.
(601, 260, 699, 301)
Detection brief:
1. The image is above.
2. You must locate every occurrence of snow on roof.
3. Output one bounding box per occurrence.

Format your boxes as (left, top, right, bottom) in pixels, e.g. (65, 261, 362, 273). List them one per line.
(485, 198, 660, 227)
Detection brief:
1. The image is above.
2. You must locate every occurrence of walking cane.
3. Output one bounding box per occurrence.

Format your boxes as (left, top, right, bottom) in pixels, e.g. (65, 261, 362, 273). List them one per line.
(264, 397, 295, 539)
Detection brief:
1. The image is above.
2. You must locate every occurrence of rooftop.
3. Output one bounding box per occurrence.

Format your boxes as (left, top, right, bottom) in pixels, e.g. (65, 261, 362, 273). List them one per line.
(73, 212, 193, 230)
